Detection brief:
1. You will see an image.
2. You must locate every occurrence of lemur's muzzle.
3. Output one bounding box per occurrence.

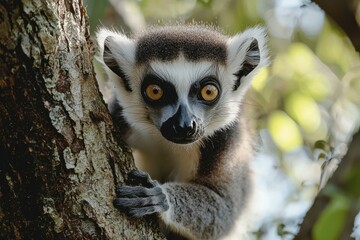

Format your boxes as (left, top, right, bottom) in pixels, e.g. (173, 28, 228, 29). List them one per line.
(160, 105, 203, 144)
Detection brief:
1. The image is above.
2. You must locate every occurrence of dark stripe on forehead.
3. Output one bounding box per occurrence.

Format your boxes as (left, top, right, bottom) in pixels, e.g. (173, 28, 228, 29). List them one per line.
(135, 25, 227, 64)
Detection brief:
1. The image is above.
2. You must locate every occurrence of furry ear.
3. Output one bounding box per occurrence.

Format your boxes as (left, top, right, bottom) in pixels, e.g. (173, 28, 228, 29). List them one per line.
(227, 27, 269, 91)
(96, 28, 135, 92)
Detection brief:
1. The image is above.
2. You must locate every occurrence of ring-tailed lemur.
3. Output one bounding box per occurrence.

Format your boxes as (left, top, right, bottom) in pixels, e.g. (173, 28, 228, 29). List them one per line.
(97, 24, 268, 240)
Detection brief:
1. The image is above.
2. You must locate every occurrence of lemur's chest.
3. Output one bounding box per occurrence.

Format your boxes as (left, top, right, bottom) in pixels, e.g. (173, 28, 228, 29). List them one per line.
(126, 131, 201, 182)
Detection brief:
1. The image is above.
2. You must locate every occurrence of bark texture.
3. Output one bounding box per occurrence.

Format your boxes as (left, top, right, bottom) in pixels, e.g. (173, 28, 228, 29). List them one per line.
(0, 0, 164, 239)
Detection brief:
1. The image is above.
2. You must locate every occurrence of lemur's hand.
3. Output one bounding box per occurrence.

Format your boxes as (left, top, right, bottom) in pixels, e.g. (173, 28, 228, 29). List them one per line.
(114, 170, 169, 217)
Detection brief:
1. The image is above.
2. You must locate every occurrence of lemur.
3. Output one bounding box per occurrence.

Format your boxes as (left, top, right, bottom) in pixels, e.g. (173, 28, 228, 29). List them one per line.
(97, 24, 268, 240)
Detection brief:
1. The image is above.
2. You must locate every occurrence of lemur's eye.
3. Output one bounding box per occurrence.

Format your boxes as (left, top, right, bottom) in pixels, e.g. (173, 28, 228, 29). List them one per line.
(200, 84, 219, 102)
(146, 84, 163, 101)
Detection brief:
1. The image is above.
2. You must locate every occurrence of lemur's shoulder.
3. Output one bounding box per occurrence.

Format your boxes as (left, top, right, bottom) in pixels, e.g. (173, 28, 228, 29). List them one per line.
(97, 24, 269, 240)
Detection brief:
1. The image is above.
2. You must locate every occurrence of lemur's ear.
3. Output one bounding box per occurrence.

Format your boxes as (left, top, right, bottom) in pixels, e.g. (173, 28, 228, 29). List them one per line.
(227, 27, 268, 91)
(96, 29, 135, 92)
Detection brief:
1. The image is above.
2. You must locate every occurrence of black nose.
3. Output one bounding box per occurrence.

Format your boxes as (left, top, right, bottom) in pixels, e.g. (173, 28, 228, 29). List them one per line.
(160, 105, 201, 144)
(174, 119, 197, 137)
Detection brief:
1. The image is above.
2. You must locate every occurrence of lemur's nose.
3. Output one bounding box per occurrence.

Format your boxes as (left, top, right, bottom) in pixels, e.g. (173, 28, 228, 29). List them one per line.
(160, 104, 200, 144)
(173, 105, 197, 136)
(174, 118, 197, 137)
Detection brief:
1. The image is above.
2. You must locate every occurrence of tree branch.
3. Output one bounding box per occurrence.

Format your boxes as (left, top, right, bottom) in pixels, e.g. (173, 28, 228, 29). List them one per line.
(313, 0, 360, 52)
(295, 129, 360, 239)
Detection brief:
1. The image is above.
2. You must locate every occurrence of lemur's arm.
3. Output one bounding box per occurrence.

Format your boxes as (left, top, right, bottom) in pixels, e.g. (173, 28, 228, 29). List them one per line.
(160, 181, 234, 239)
(114, 170, 238, 240)
(114, 124, 252, 240)
(98, 25, 267, 240)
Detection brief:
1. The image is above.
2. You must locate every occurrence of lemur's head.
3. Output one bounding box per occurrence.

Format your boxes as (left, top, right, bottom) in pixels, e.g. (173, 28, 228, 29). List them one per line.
(97, 25, 268, 145)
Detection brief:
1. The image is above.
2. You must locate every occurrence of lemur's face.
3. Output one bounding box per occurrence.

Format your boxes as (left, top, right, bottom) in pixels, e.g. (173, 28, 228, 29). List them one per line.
(140, 59, 222, 144)
(98, 26, 267, 144)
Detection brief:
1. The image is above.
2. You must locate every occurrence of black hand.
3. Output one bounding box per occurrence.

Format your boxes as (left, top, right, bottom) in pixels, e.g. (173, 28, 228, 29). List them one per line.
(114, 170, 169, 217)
(127, 169, 157, 188)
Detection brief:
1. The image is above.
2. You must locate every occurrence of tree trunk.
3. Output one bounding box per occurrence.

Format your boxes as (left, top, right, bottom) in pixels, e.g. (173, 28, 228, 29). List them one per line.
(0, 0, 164, 239)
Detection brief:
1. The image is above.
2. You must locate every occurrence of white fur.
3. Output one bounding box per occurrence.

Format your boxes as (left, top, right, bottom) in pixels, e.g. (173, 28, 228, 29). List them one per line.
(149, 57, 215, 99)
(227, 26, 269, 77)
(96, 26, 269, 180)
(127, 127, 201, 181)
(149, 57, 220, 128)
(97, 26, 269, 239)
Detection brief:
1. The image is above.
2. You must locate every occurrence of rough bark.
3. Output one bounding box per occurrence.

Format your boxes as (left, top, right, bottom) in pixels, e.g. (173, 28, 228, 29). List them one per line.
(0, 0, 164, 239)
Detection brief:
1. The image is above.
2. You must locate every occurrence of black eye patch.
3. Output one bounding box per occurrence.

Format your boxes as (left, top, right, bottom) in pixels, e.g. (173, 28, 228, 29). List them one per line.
(141, 74, 178, 107)
(189, 76, 221, 106)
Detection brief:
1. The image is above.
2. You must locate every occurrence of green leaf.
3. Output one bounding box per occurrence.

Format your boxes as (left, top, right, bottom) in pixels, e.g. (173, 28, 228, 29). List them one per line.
(313, 194, 351, 240)
(314, 140, 330, 151)
(344, 166, 360, 197)
(197, 0, 213, 7)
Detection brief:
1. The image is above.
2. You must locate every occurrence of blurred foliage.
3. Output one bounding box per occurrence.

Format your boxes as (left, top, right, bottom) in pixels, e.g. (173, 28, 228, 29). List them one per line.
(84, 0, 360, 239)
(314, 193, 351, 240)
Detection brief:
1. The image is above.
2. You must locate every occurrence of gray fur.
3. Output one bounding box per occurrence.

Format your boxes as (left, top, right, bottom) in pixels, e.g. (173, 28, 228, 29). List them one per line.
(97, 24, 269, 240)
(163, 117, 254, 239)
(114, 170, 169, 217)
(135, 25, 227, 64)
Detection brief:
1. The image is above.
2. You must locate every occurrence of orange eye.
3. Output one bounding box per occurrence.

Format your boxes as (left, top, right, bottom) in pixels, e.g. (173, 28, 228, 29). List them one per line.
(200, 84, 219, 101)
(146, 84, 163, 101)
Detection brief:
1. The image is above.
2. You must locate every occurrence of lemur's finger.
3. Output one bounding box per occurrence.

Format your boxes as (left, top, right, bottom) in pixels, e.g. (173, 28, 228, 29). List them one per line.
(113, 194, 167, 208)
(115, 185, 163, 197)
(128, 169, 158, 188)
(127, 205, 169, 217)
(128, 169, 149, 180)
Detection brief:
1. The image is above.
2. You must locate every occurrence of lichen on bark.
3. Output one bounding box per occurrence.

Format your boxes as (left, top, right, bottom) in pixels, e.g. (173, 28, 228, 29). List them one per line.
(0, 0, 164, 239)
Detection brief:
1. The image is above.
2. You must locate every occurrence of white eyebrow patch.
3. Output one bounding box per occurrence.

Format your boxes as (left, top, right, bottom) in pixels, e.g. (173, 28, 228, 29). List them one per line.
(149, 56, 218, 99)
